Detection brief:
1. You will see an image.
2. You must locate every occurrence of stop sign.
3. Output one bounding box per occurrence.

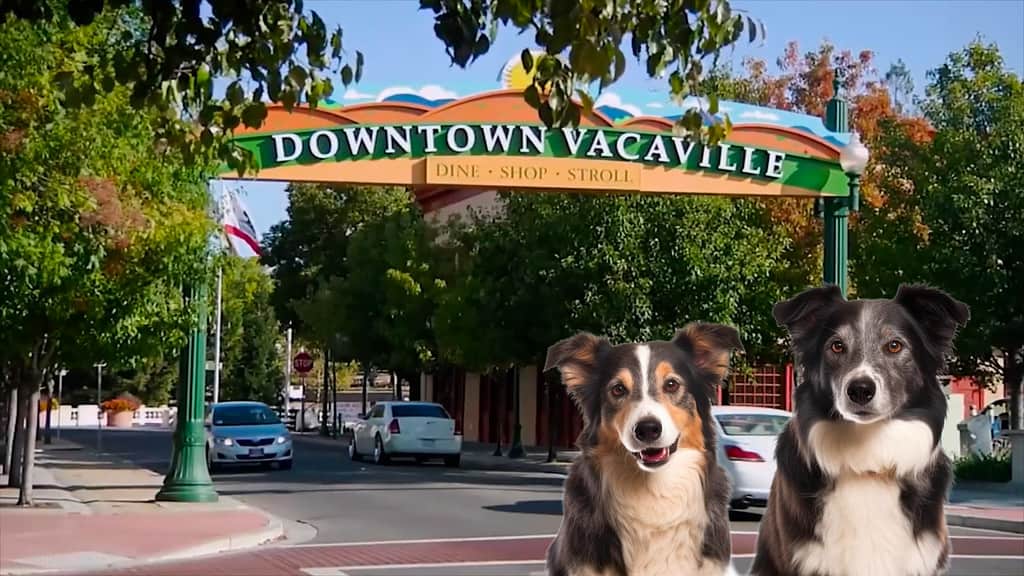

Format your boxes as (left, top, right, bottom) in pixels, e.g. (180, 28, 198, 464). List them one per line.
(292, 351, 314, 374)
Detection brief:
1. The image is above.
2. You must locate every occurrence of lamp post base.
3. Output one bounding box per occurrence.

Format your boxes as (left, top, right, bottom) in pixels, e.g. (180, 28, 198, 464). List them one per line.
(155, 424, 218, 503)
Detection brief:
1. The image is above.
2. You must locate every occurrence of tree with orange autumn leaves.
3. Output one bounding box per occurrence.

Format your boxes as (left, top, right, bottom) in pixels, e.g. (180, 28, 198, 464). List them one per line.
(704, 40, 932, 292)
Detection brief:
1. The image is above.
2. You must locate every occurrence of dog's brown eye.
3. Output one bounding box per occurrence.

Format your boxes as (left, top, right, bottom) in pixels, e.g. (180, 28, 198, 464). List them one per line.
(664, 378, 681, 393)
(610, 383, 628, 398)
(830, 340, 845, 354)
(886, 340, 903, 354)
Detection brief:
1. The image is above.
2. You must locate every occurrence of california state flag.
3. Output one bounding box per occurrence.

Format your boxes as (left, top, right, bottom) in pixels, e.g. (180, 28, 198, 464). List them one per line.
(219, 187, 262, 255)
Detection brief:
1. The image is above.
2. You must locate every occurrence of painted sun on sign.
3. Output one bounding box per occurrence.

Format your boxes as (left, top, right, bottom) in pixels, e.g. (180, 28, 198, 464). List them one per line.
(498, 51, 543, 90)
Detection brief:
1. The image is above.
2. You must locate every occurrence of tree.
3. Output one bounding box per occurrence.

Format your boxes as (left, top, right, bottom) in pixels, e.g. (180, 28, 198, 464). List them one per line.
(0, 12, 210, 505)
(437, 191, 793, 369)
(884, 59, 915, 115)
(262, 184, 409, 333)
(216, 257, 283, 406)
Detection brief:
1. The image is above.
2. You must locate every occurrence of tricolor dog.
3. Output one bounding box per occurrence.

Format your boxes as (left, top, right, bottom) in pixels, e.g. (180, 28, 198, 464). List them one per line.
(752, 284, 970, 576)
(544, 324, 744, 576)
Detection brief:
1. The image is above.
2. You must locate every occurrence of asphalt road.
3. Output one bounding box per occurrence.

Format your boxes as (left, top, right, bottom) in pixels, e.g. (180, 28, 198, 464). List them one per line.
(61, 428, 1024, 576)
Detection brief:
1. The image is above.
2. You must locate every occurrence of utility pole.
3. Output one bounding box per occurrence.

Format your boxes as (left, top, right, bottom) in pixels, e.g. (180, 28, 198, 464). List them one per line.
(284, 326, 292, 424)
(56, 369, 67, 440)
(94, 362, 106, 452)
(212, 266, 223, 404)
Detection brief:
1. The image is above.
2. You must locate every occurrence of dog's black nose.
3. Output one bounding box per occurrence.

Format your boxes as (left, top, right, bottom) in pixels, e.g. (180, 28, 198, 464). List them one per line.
(634, 418, 662, 442)
(847, 379, 877, 405)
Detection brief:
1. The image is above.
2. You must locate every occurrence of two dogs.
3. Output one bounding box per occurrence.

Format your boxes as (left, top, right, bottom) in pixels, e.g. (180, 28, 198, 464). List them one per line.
(545, 284, 968, 576)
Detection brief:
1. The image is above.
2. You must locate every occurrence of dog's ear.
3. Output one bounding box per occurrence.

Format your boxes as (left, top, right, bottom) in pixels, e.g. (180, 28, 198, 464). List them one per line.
(544, 332, 611, 392)
(672, 323, 744, 381)
(894, 284, 970, 354)
(773, 284, 844, 339)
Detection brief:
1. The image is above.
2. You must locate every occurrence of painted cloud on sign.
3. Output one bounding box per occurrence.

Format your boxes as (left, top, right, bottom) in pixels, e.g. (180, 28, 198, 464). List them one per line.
(738, 109, 781, 122)
(378, 84, 458, 102)
(594, 92, 644, 117)
(342, 88, 375, 100)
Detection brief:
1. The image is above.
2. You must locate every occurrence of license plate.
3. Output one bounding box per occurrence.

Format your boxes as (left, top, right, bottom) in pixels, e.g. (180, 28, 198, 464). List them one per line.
(421, 439, 435, 446)
(248, 448, 264, 457)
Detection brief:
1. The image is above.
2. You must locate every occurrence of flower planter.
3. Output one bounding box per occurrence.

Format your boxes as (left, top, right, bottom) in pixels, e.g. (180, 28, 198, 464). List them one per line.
(107, 410, 134, 428)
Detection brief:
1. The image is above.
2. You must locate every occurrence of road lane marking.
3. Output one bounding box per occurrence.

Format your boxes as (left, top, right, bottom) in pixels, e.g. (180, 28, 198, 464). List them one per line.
(301, 560, 544, 573)
(287, 533, 558, 549)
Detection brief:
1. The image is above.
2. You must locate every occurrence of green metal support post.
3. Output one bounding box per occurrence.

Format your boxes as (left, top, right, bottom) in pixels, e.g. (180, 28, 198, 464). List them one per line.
(823, 69, 853, 297)
(156, 281, 219, 503)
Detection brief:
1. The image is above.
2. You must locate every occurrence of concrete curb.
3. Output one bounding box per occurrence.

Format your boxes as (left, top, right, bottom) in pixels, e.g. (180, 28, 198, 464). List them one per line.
(946, 512, 1024, 534)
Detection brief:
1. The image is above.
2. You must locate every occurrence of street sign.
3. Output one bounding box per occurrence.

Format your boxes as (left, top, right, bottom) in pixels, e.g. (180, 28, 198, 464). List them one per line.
(292, 351, 314, 374)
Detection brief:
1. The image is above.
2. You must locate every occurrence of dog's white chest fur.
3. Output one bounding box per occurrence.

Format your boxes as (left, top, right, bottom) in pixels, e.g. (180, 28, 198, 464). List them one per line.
(793, 419, 946, 576)
(599, 449, 732, 576)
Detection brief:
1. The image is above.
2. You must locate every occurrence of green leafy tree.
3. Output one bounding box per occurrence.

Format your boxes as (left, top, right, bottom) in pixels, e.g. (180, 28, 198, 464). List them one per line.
(217, 257, 283, 406)
(262, 184, 409, 333)
(0, 12, 210, 504)
(438, 192, 792, 370)
(853, 41, 1023, 428)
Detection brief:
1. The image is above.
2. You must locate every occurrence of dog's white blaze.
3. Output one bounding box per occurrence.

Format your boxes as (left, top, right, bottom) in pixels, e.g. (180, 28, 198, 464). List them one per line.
(807, 418, 936, 477)
(636, 345, 651, 398)
(620, 345, 680, 454)
(792, 474, 945, 576)
(603, 448, 728, 576)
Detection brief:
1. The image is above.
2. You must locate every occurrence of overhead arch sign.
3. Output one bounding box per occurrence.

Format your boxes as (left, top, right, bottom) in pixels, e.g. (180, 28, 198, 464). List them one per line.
(221, 89, 849, 199)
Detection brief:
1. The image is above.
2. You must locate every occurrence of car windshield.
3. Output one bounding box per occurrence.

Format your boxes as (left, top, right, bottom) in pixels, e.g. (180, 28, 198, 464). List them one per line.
(391, 404, 450, 419)
(213, 404, 280, 426)
(715, 413, 789, 436)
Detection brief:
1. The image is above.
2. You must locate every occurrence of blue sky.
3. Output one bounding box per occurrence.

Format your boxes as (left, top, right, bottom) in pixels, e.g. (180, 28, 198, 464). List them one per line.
(224, 0, 1024, 256)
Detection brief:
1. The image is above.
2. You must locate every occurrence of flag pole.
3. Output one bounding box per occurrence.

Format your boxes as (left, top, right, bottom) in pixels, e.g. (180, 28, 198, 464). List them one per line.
(213, 265, 223, 404)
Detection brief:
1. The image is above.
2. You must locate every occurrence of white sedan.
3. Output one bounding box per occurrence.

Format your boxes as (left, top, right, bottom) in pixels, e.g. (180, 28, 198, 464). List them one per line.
(712, 405, 791, 509)
(348, 401, 462, 467)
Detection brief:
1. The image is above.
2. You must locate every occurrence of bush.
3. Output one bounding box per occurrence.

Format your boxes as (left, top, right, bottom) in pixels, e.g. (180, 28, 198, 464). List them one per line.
(101, 397, 140, 413)
(954, 452, 1011, 483)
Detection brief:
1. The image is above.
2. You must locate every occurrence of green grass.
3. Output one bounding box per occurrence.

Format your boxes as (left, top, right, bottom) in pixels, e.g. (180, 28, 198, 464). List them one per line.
(954, 452, 1012, 483)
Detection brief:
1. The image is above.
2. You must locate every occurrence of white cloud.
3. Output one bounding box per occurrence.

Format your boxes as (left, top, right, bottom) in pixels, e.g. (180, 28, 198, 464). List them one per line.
(738, 110, 781, 122)
(377, 84, 458, 102)
(342, 88, 374, 100)
(594, 92, 643, 117)
(646, 102, 664, 109)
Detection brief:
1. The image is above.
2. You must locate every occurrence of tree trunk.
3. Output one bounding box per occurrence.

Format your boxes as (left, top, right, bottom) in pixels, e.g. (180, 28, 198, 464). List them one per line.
(1005, 346, 1024, 431)
(3, 387, 17, 476)
(8, 389, 27, 487)
(17, 386, 41, 506)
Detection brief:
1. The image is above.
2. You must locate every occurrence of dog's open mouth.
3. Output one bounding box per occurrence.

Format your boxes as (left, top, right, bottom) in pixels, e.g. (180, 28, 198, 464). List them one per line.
(633, 439, 679, 468)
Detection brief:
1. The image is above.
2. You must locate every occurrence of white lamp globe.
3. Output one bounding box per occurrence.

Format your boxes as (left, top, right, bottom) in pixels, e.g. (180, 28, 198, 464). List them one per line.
(839, 131, 870, 175)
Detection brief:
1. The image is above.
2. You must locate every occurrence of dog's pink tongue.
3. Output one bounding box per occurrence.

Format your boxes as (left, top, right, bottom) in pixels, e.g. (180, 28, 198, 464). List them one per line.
(641, 448, 669, 463)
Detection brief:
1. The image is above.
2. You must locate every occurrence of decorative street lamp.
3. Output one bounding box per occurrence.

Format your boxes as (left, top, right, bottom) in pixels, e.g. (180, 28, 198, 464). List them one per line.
(821, 67, 870, 297)
(839, 131, 870, 212)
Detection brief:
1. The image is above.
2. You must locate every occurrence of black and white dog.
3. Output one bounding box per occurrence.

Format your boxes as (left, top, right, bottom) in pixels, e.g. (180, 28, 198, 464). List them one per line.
(544, 324, 744, 576)
(753, 284, 970, 576)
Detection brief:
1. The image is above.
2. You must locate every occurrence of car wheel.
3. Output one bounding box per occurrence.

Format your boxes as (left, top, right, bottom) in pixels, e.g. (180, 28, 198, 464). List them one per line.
(348, 439, 362, 461)
(207, 448, 219, 474)
(373, 435, 389, 465)
(444, 454, 461, 468)
(279, 459, 293, 471)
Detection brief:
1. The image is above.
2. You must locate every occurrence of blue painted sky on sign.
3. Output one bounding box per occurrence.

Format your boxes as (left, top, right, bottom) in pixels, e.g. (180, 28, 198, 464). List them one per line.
(221, 0, 1024, 257)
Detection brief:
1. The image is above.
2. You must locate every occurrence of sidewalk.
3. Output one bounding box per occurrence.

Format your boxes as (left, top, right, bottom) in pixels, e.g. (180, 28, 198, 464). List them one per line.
(0, 439, 283, 575)
(947, 480, 1024, 533)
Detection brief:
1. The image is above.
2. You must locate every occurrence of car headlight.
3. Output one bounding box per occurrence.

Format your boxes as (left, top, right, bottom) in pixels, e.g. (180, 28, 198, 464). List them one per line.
(215, 437, 234, 446)
(276, 435, 288, 444)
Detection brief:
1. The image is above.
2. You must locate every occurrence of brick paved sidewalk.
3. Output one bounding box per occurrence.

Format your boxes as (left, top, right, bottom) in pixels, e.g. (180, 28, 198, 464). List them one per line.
(0, 440, 282, 575)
